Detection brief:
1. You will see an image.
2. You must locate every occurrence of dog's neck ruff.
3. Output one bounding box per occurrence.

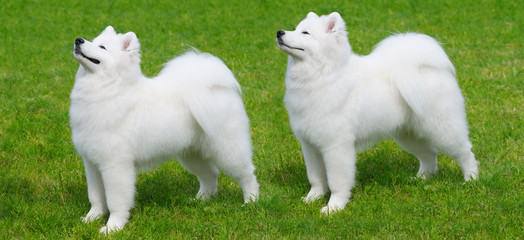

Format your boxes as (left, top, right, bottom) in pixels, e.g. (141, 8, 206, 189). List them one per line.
(284, 52, 356, 92)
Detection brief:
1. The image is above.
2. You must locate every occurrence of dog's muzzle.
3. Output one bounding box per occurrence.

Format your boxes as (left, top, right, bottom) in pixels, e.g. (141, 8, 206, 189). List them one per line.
(276, 30, 304, 51)
(75, 38, 85, 45)
(276, 30, 286, 46)
(74, 38, 84, 55)
(277, 30, 285, 38)
(74, 38, 101, 64)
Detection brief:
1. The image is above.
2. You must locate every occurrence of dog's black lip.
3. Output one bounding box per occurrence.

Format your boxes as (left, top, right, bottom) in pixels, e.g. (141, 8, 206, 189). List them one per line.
(277, 38, 304, 51)
(74, 46, 100, 64)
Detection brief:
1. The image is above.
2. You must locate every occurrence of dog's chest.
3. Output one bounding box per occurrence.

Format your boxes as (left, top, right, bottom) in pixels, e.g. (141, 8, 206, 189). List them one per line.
(285, 74, 353, 114)
(284, 80, 355, 141)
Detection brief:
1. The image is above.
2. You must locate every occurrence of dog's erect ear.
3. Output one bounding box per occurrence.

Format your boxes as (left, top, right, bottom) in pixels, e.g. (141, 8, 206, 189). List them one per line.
(101, 26, 116, 35)
(122, 32, 140, 52)
(307, 12, 319, 18)
(326, 12, 346, 33)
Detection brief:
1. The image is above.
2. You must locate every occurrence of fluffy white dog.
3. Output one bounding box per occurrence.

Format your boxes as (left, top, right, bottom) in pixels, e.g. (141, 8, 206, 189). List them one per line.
(277, 12, 478, 214)
(71, 26, 259, 233)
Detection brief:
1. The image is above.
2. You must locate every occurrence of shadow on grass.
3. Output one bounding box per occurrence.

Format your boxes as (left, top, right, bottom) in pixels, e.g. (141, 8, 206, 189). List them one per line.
(135, 162, 251, 208)
(135, 164, 198, 207)
(267, 141, 467, 194)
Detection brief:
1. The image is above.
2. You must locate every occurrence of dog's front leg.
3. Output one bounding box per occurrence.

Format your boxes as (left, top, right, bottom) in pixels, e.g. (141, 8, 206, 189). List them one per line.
(300, 140, 328, 203)
(82, 159, 108, 222)
(98, 160, 136, 234)
(321, 144, 356, 214)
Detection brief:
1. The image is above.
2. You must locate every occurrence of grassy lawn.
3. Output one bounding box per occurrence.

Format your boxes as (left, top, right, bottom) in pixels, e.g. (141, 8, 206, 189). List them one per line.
(1, 0, 522, 239)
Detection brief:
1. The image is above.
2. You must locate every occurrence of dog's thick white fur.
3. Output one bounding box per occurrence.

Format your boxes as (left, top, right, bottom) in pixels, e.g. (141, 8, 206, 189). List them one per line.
(277, 12, 478, 214)
(71, 26, 259, 233)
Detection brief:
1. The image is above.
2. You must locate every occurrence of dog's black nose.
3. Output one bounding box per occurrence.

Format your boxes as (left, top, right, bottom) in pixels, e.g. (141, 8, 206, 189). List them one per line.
(277, 30, 285, 38)
(75, 38, 85, 45)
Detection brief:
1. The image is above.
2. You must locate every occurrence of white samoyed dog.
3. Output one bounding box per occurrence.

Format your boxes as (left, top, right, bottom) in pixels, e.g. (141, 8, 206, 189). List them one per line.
(71, 26, 259, 233)
(276, 12, 478, 214)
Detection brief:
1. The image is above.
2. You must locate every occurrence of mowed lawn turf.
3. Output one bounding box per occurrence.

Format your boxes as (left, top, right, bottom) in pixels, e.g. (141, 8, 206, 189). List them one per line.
(0, 0, 521, 239)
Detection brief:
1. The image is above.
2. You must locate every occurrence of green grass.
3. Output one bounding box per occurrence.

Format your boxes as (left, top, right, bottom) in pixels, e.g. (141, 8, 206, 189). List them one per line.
(1, 0, 522, 238)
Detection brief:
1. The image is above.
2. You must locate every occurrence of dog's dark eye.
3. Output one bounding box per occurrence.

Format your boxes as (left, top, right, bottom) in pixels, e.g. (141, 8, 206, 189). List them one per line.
(99, 45, 106, 50)
(302, 31, 310, 35)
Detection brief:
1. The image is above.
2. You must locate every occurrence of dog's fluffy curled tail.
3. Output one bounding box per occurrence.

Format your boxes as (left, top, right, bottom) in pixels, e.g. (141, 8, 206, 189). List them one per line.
(374, 33, 456, 115)
(159, 51, 242, 137)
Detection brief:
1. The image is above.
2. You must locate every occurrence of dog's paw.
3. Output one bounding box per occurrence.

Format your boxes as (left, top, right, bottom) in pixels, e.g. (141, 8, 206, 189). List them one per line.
(302, 194, 324, 203)
(99, 225, 122, 235)
(99, 219, 126, 235)
(99, 226, 109, 235)
(302, 195, 321, 203)
(81, 215, 100, 223)
(99, 213, 128, 234)
(193, 192, 214, 201)
(463, 171, 478, 182)
(416, 168, 438, 180)
(412, 174, 433, 181)
(320, 205, 342, 215)
(302, 188, 326, 203)
(81, 208, 105, 223)
(243, 192, 259, 203)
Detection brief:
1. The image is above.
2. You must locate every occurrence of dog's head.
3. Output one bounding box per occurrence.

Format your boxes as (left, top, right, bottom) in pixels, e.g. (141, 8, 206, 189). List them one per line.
(276, 12, 350, 61)
(73, 26, 141, 74)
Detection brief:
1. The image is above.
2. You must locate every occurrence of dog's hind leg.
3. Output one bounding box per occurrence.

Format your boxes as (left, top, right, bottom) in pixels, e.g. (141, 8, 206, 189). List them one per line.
(82, 159, 108, 223)
(422, 108, 478, 181)
(209, 140, 259, 203)
(394, 134, 438, 179)
(178, 154, 219, 200)
(453, 146, 478, 181)
(438, 140, 478, 181)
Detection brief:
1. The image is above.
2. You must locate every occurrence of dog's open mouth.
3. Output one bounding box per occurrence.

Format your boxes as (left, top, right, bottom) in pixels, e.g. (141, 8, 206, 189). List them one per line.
(75, 47, 101, 64)
(277, 39, 304, 51)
